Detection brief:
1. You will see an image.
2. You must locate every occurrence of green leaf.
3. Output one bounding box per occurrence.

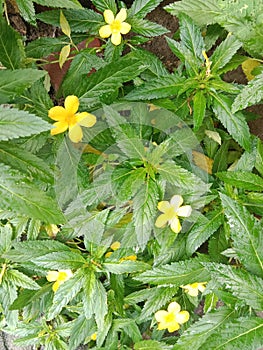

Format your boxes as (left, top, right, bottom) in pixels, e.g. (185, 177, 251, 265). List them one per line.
(32, 251, 86, 269)
(103, 260, 150, 274)
(79, 54, 148, 107)
(129, 0, 162, 18)
(69, 315, 95, 350)
(132, 48, 169, 77)
(47, 269, 84, 320)
(134, 340, 165, 350)
(232, 72, 263, 113)
(16, 0, 36, 24)
(6, 269, 40, 290)
(220, 193, 263, 278)
(210, 35, 242, 73)
(193, 90, 206, 130)
(25, 37, 65, 59)
(133, 179, 159, 248)
(34, 0, 82, 9)
(217, 171, 263, 192)
(82, 270, 96, 319)
(125, 74, 185, 101)
(136, 257, 209, 285)
(255, 139, 263, 177)
(201, 317, 263, 350)
(0, 69, 47, 104)
(129, 17, 168, 37)
(0, 18, 25, 69)
(211, 93, 251, 152)
(186, 210, 223, 256)
(165, 0, 221, 26)
(0, 223, 12, 254)
(0, 142, 53, 183)
(206, 263, 263, 310)
(0, 164, 65, 223)
(172, 307, 236, 350)
(37, 9, 103, 33)
(91, 0, 117, 13)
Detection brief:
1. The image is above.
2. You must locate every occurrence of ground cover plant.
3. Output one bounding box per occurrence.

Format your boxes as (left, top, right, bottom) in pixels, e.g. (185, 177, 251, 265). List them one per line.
(0, 0, 263, 349)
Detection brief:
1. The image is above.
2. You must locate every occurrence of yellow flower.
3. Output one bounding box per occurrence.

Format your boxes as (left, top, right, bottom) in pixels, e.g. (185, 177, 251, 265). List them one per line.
(46, 269, 73, 292)
(181, 282, 207, 297)
(110, 241, 121, 251)
(90, 332, 97, 341)
(48, 95, 96, 143)
(120, 254, 137, 262)
(99, 8, 131, 46)
(155, 302, 189, 333)
(155, 195, 192, 233)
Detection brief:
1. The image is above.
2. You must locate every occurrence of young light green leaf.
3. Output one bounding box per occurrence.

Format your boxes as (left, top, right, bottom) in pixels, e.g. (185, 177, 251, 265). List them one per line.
(201, 317, 263, 350)
(129, 0, 162, 18)
(59, 44, 71, 69)
(232, 72, 263, 113)
(206, 262, 263, 310)
(220, 193, 263, 278)
(173, 307, 236, 350)
(0, 17, 25, 69)
(193, 90, 206, 130)
(211, 93, 251, 152)
(164, 0, 221, 26)
(217, 171, 263, 192)
(60, 11, 71, 37)
(0, 142, 53, 183)
(186, 210, 223, 256)
(0, 69, 47, 104)
(0, 164, 65, 223)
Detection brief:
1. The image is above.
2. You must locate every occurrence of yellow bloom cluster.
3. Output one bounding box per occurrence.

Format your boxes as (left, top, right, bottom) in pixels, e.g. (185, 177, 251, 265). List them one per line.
(155, 195, 192, 233)
(48, 95, 96, 143)
(155, 302, 189, 333)
(46, 269, 73, 292)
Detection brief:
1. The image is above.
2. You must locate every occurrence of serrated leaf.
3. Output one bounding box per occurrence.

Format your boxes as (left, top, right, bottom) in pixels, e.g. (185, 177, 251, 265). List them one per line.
(205, 263, 263, 310)
(217, 171, 263, 192)
(0, 142, 53, 183)
(173, 307, 236, 350)
(0, 223, 12, 254)
(34, 0, 82, 9)
(135, 257, 209, 285)
(210, 35, 242, 73)
(32, 251, 86, 269)
(47, 269, 84, 320)
(186, 210, 223, 256)
(129, 17, 168, 37)
(255, 139, 263, 177)
(193, 90, 206, 130)
(0, 17, 25, 69)
(91, 0, 116, 13)
(134, 340, 166, 350)
(125, 74, 185, 101)
(37, 9, 103, 34)
(6, 269, 40, 290)
(0, 164, 65, 223)
(79, 54, 148, 107)
(232, 72, 263, 113)
(211, 93, 251, 152)
(103, 260, 150, 274)
(16, 0, 36, 24)
(0, 69, 47, 104)
(26, 37, 65, 59)
(220, 193, 263, 278)
(133, 179, 159, 248)
(69, 315, 95, 350)
(202, 317, 263, 350)
(132, 48, 169, 77)
(129, 0, 162, 18)
(165, 0, 221, 26)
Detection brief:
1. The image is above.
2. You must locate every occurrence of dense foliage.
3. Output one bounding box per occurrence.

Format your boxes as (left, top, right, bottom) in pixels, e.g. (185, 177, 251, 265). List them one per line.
(0, 0, 263, 349)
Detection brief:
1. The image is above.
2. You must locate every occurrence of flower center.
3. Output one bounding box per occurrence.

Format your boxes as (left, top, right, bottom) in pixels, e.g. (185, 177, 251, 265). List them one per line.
(166, 207, 178, 220)
(110, 20, 121, 33)
(65, 112, 77, 126)
(165, 313, 175, 323)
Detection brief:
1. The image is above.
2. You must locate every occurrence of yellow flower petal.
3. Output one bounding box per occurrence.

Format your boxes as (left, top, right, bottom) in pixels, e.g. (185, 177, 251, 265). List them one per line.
(51, 121, 68, 135)
(175, 311, 190, 324)
(52, 280, 60, 292)
(48, 106, 67, 121)
(155, 213, 168, 228)
(155, 310, 168, 323)
(170, 216, 181, 233)
(157, 201, 171, 213)
(177, 205, 192, 217)
(90, 332, 97, 341)
(198, 282, 207, 293)
(105, 252, 113, 258)
(57, 269, 73, 282)
(115, 8, 127, 22)
(99, 24, 112, 38)
(170, 195, 184, 208)
(69, 124, 83, 143)
(110, 241, 121, 251)
(181, 284, 199, 297)
(167, 301, 181, 314)
(111, 32, 122, 45)
(64, 95, 79, 115)
(104, 9, 114, 24)
(46, 270, 59, 282)
(167, 322, 180, 333)
(120, 22, 131, 34)
(76, 112, 96, 127)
